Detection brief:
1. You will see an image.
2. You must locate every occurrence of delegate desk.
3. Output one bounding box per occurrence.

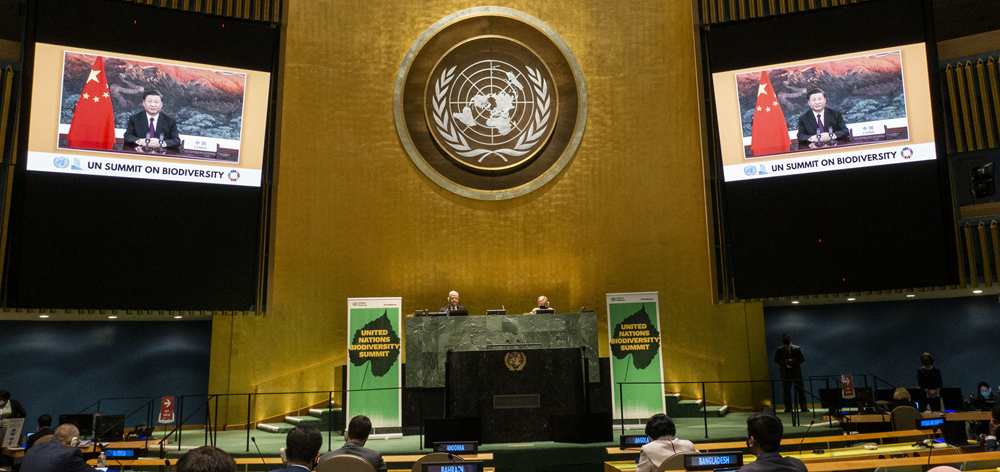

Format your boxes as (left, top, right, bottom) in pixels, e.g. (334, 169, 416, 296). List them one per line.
(405, 312, 600, 388)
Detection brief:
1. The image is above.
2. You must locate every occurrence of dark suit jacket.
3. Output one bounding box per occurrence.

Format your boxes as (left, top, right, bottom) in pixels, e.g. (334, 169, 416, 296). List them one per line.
(123, 111, 181, 148)
(739, 452, 808, 472)
(20, 440, 99, 472)
(796, 108, 849, 146)
(774, 344, 805, 380)
(319, 442, 387, 472)
(268, 466, 312, 472)
(25, 427, 54, 449)
(439, 305, 467, 313)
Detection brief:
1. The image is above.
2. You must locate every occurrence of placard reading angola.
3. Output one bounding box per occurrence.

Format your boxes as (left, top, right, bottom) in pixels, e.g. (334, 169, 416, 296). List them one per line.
(348, 329, 402, 357)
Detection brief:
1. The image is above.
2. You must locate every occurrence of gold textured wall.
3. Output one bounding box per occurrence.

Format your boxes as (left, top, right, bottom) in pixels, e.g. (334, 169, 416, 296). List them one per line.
(209, 0, 770, 425)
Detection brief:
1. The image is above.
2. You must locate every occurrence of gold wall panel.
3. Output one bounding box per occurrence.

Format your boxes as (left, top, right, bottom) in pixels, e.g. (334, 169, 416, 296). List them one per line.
(210, 0, 770, 424)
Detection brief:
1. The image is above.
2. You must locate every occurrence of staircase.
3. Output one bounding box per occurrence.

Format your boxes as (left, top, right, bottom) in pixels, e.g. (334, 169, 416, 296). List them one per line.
(665, 394, 730, 418)
(256, 407, 344, 434)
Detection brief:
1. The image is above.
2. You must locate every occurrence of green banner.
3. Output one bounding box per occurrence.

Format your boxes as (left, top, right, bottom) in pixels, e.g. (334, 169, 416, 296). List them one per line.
(606, 292, 665, 421)
(346, 297, 402, 436)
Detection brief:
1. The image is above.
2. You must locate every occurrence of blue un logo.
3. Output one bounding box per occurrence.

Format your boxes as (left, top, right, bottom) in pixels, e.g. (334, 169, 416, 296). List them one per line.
(743, 165, 757, 176)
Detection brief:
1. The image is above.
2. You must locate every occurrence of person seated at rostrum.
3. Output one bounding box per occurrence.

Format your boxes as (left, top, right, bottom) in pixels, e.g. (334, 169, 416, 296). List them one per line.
(636, 413, 699, 472)
(529, 295, 553, 314)
(174, 446, 237, 472)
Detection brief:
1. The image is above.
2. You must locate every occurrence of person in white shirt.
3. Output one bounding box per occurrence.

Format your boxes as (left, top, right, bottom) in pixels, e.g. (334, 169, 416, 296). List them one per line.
(637, 414, 699, 472)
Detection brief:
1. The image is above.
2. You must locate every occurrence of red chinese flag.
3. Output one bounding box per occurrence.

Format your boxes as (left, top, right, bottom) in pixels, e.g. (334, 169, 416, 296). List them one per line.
(65, 56, 116, 150)
(749, 70, 790, 157)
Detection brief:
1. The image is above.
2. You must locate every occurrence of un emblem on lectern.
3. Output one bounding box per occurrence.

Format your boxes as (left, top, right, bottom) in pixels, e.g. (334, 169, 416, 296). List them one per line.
(394, 7, 587, 200)
(505, 351, 526, 371)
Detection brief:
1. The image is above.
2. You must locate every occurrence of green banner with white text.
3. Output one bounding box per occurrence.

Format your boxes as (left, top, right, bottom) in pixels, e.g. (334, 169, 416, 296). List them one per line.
(607, 292, 666, 421)
(346, 297, 402, 436)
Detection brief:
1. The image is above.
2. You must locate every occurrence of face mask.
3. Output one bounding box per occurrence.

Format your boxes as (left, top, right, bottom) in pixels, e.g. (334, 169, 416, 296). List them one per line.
(782, 339, 791, 345)
(982, 390, 991, 398)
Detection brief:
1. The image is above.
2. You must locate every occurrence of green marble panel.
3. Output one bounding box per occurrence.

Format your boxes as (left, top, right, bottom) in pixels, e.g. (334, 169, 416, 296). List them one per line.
(404, 312, 600, 388)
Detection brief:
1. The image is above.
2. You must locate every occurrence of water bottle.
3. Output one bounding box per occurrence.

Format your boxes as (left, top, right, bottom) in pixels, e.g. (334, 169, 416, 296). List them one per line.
(97, 450, 106, 468)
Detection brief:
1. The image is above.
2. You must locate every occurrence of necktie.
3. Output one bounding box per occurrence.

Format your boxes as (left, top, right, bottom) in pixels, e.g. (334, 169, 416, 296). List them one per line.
(148, 117, 155, 139)
(816, 114, 824, 133)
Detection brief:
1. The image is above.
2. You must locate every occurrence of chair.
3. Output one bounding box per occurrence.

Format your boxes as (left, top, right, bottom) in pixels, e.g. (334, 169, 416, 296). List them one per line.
(317, 454, 376, 472)
(33, 434, 55, 444)
(891, 405, 922, 431)
(655, 452, 690, 472)
(411, 452, 465, 472)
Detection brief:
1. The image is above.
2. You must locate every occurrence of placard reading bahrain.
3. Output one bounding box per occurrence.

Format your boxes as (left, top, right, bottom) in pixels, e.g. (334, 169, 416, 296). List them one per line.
(26, 43, 270, 186)
(712, 44, 937, 182)
(394, 7, 587, 200)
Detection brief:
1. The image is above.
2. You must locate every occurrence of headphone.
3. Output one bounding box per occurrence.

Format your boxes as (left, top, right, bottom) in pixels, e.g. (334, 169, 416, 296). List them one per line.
(70, 437, 80, 447)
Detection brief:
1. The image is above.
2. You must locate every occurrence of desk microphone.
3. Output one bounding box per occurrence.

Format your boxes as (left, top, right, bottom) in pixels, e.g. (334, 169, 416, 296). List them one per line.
(159, 132, 166, 153)
(251, 437, 266, 464)
(926, 428, 938, 465)
(798, 421, 815, 457)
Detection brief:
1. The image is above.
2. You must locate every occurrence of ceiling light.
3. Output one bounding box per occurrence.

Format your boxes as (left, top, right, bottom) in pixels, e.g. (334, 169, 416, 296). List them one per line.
(791, 301, 799, 304)
(906, 294, 915, 298)
(847, 298, 856, 301)
(108, 315, 118, 319)
(973, 290, 983, 294)
(174, 316, 183, 319)
(39, 315, 49, 318)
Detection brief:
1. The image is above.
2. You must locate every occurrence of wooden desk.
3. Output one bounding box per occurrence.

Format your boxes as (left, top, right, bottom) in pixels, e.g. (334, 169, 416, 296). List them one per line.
(4, 440, 164, 459)
(826, 411, 991, 423)
(606, 429, 932, 456)
(605, 449, 1000, 472)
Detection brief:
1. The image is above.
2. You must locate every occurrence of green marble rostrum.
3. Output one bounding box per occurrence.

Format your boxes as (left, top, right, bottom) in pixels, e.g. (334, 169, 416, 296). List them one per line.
(404, 312, 600, 388)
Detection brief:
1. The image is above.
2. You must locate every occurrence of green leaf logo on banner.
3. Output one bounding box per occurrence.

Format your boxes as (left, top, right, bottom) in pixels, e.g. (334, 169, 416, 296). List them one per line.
(348, 310, 401, 388)
(610, 304, 661, 380)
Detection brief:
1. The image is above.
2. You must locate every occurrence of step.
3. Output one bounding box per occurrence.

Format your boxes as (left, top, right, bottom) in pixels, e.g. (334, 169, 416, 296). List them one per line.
(255, 423, 294, 434)
(664, 394, 682, 410)
(668, 399, 704, 418)
(284, 416, 322, 426)
(308, 408, 344, 432)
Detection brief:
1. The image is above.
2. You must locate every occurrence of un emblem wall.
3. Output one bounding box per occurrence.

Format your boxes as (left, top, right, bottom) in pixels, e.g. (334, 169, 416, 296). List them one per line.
(394, 7, 587, 200)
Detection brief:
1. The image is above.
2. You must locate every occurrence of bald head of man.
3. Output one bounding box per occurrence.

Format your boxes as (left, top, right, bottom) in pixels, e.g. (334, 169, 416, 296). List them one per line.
(52, 424, 81, 446)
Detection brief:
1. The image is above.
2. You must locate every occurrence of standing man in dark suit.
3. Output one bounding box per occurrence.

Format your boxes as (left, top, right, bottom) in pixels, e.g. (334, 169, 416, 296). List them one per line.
(20, 424, 99, 472)
(123, 90, 181, 150)
(775, 334, 808, 413)
(318, 415, 387, 472)
(439, 291, 466, 313)
(270, 426, 322, 472)
(796, 88, 849, 148)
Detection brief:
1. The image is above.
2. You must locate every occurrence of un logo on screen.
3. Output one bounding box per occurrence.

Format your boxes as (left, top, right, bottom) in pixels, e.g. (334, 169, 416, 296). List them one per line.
(426, 37, 556, 171)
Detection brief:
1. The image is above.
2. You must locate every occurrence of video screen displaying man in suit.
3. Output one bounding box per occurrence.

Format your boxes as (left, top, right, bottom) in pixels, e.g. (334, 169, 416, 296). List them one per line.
(796, 88, 849, 149)
(123, 89, 181, 150)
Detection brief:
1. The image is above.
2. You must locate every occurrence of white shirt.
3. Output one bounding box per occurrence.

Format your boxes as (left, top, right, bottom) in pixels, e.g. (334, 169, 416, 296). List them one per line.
(637, 436, 699, 472)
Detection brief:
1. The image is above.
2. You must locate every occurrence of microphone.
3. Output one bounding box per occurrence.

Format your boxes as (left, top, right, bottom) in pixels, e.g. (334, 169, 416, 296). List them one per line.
(159, 132, 165, 153)
(251, 437, 266, 464)
(926, 427, 938, 465)
(798, 421, 815, 457)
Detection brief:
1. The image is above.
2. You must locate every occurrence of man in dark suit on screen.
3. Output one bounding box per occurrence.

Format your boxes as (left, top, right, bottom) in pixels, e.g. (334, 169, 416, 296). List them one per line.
(123, 89, 181, 150)
(318, 415, 387, 472)
(796, 88, 849, 148)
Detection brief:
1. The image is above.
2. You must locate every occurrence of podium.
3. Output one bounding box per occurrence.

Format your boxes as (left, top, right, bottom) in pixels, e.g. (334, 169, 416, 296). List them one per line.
(446, 347, 587, 443)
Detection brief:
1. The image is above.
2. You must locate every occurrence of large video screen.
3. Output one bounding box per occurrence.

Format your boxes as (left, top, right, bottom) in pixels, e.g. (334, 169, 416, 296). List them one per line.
(714, 44, 936, 182)
(3, 0, 276, 310)
(706, 0, 957, 298)
(26, 44, 268, 186)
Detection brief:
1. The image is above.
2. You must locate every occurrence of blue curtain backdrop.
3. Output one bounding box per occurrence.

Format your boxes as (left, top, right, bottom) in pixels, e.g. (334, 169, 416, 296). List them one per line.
(0, 320, 212, 429)
(765, 295, 1000, 402)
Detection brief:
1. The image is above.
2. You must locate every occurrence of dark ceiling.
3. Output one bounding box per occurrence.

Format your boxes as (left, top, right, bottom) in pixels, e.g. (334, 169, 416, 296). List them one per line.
(0, 0, 996, 54)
